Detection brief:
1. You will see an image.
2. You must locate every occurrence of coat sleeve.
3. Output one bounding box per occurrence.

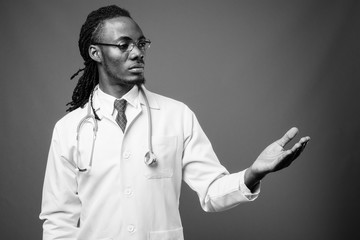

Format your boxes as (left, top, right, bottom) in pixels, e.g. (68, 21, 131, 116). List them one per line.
(181, 108, 260, 212)
(39, 124, 81, 240)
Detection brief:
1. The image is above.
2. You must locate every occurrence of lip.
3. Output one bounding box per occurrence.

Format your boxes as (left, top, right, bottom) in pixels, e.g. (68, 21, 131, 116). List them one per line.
(128, 68, 144, 73)
(128, 64, 145, 73)
(129, 64, 144, 70)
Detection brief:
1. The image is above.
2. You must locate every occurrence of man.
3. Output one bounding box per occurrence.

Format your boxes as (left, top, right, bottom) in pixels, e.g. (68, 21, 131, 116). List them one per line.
(40, 5, 310, 240)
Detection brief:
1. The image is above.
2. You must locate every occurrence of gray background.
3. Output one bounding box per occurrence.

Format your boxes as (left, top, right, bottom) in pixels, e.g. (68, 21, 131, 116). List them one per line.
(1, 0, 359, 239)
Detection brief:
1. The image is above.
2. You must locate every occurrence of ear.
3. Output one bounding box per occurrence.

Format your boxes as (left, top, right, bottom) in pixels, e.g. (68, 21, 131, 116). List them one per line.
(89, 45, 102, 63)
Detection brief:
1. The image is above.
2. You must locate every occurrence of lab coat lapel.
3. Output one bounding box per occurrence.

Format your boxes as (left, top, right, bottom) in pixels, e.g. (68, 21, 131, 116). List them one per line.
(125, 103, 143, 132)
(138, 86, 160, 110)
(125, 86, 160, 133)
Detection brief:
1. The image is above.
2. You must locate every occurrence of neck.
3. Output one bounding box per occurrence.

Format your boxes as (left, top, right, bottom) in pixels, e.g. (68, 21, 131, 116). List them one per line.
(99, 81, 133, 99)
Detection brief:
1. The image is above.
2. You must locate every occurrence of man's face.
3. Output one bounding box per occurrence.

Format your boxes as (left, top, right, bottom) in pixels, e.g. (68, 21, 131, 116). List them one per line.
(96, 17, 146, 86)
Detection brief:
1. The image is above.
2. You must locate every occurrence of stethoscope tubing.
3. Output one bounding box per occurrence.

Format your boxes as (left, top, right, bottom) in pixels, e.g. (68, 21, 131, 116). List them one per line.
(76, 85, 156, 172)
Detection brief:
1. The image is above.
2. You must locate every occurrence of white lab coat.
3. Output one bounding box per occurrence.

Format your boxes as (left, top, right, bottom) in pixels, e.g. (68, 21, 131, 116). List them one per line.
(40, 86, 259, 240)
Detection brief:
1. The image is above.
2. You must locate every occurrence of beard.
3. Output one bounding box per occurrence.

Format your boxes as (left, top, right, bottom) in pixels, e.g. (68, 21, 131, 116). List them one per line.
(108, 71, 146, 87)
(103, 60, 146, 88)
(115, 76, 145, 87)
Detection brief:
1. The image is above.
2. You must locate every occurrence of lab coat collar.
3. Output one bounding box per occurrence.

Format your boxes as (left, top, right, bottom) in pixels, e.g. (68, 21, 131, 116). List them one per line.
(91, 84, 160, 120)
(138, 85, 160, 110)
(91, 86, 103, 120)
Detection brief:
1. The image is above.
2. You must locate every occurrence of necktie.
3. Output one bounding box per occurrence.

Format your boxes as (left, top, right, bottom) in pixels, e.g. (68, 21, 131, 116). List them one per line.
(114, 99, 127, 132)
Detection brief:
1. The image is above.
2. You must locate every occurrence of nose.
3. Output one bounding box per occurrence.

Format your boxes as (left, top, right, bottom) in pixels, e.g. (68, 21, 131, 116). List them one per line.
(128, 45, 144, 61)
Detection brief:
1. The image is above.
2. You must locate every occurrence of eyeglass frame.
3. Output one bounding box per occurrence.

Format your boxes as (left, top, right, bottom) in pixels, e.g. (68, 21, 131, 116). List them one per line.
(92, 38, 151, 53)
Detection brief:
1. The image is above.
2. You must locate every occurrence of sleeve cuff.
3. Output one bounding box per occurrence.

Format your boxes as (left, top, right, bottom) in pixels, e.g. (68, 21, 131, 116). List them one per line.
(238, 169, 260, 201)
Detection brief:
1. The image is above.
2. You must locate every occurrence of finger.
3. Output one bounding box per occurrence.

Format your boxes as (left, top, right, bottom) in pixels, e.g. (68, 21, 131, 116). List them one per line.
(292, 140, 309, 160)
(277, 150, 295, 168)
(276, 127, 299, 148)
(299, 136, 311, 144)
(290, 142, 302, 152)
(292, 145, 303, 160)
(298, 140, 309, 154)
(297, 137, 310, 154)
(277, 138, 309, 170)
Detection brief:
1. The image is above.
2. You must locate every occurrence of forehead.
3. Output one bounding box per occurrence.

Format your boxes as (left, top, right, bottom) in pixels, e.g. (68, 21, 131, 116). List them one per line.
(100, 17, 144, 41)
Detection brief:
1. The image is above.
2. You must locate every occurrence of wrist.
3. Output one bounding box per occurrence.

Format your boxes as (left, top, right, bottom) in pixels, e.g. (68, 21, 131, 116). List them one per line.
(250, 165, 267, 180)
(244, 167, 266, 190)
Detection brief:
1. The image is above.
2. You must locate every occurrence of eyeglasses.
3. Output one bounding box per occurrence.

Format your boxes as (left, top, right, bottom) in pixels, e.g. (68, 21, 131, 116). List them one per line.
(92, 38, 151, 53)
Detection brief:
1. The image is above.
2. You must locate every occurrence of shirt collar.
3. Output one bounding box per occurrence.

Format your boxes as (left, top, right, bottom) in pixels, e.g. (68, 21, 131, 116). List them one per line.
(122, 84, 140, 109)
(93, 84, 160, 120)
(96, 85, 140, 117)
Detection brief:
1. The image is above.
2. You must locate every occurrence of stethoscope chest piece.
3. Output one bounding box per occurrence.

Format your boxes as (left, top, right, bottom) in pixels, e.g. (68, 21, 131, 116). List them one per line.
(144, 151, 157, 166)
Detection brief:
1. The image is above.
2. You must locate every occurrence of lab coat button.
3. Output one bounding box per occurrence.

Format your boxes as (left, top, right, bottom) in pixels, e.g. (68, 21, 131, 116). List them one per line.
(123, 151, 131, 159)
(127, 224, 135, 233)
(124, 187, 133, 196)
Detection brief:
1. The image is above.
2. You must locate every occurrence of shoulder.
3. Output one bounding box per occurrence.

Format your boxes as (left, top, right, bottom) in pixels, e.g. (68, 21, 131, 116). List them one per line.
(144, 88, 193, 114)
(54, 104, 88, 131)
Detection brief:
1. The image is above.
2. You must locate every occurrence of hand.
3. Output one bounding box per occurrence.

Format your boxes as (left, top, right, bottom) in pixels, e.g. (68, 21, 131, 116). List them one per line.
(248, 127, 310, 181)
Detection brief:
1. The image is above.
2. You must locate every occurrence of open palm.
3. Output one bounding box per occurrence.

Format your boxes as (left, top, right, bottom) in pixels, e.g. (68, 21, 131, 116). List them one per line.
(251, 127, 310, 177)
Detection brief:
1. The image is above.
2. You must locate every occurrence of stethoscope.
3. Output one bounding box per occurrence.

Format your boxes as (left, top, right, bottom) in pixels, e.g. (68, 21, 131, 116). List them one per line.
(76, 85, 157, 172)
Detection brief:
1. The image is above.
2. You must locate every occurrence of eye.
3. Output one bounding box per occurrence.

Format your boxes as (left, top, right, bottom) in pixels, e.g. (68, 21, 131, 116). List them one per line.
(138, 41, 146, 48)
(118, 42, 130, 52)
(137, 40, 150, 50)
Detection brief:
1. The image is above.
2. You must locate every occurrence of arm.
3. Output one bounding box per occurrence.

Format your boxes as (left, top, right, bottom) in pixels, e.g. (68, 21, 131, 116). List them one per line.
(182, 109, 260, 212)
(244, 127, 310, 191)
(39, 125, 81, 240)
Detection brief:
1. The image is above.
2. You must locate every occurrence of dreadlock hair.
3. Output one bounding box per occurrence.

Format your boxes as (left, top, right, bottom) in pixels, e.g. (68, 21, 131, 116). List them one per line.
(66, 5, 132, 112)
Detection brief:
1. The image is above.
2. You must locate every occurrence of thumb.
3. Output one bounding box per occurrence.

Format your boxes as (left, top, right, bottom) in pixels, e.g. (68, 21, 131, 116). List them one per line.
(276, 127, 299, 147)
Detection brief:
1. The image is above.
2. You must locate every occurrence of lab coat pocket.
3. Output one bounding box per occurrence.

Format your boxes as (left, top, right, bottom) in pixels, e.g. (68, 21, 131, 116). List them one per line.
(149, 227, 184, 240)
(144, 136, 178, 179)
